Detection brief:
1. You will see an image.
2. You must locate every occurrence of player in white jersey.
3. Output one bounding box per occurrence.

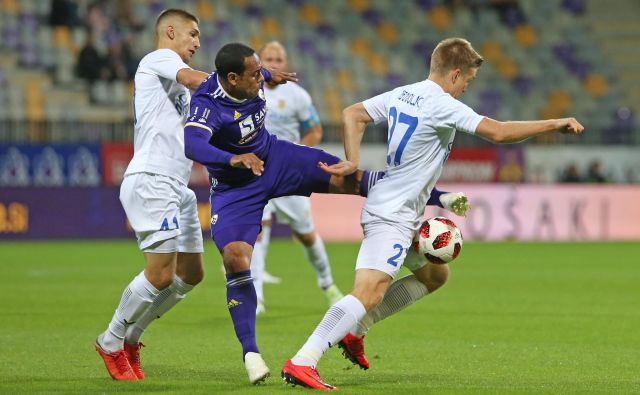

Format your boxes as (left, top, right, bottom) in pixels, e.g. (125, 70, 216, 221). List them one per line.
(249, 42, 344, 314)
(282, 38, 584, 390)
(95, 9, 210, 381)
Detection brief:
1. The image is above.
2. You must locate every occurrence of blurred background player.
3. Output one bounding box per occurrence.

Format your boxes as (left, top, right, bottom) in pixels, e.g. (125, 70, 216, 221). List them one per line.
(95, 9, 209, 381)
(251, 41, 344, 314)
(282, 37, 584, 390)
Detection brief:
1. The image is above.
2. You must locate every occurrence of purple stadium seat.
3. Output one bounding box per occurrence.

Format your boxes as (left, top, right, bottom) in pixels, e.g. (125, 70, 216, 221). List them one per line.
(386, 72, 404, 87)
(297, 38, 315, 54)
(20, 43, 39, 68)
(512, 75, 532, 96)
(316, 23, 336, 39)
(503, 7, 525, 28)
(412, 41, 434, 57)
(149, 1, 164, 16)
(216, 20, 233, 34)
(3, 24, 20, 50)
(478, 89, 502, 118)
(316, 54, 334, 69)
(561, 0, 586, 15)
(245, 4, 263, 18)
(287, 0, 305, 7)
(414, 0, 436, 11)
(362, 9, 382, 25)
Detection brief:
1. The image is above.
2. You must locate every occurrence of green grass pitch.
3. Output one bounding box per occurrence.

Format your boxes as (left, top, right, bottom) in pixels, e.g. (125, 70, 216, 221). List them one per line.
(0, 240, 638, 394)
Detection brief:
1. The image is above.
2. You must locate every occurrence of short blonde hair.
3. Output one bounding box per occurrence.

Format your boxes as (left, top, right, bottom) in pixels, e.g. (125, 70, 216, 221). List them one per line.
(430, 38, 483, 75)
(259, 41, 287, 57)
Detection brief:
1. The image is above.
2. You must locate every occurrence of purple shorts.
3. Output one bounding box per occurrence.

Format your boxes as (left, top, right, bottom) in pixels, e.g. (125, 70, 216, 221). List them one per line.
(209, 139, 340, 251)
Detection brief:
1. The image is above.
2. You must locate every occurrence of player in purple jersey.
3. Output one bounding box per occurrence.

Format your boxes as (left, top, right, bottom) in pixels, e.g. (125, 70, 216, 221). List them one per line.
(183, 43, 468, 384)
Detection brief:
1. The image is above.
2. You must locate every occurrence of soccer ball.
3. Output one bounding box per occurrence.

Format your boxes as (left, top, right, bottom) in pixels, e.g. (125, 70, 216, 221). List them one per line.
(413, 217, 463, 264)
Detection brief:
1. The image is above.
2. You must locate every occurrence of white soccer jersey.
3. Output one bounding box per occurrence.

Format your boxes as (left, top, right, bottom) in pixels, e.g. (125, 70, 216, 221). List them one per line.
(362, 79, 483, 230)
(125, 48, 193, 185)
(264, 82, 318, 143)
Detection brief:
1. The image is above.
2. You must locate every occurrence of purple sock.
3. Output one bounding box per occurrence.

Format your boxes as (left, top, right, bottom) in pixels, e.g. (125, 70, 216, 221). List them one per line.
(225, 270, 259, 359)
(359, 170, 385, 197)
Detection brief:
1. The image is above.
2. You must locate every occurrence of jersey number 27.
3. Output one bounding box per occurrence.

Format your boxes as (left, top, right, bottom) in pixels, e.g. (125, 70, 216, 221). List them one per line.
(387, 106, 418, 166)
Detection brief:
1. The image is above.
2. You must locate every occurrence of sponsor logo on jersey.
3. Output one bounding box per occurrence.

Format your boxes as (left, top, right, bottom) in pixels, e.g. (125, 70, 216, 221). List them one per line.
(211, 214, 219, 225)
(234, 110, 242, 120)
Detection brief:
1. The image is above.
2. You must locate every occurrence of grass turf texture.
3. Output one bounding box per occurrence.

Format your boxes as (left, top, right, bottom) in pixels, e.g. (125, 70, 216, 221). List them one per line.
(0, 240, 638, 394)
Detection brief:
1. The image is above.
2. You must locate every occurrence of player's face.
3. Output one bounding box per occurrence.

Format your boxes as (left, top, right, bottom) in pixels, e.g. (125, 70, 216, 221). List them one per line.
(260, 46, 288, 72)
(450, 68, 478, 98)
(174, 19, 201, 64)
(236, 54, 264, 99)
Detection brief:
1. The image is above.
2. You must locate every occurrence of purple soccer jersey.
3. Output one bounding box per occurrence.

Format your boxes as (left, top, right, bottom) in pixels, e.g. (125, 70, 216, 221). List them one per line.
(185, 72, 276, 185)
(184, 72, 340, 250)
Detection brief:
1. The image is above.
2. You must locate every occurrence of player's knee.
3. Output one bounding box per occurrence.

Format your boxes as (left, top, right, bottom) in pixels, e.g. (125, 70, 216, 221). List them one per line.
(145, 268, 175, 290)
(352, 288, 385, 311)
(351, 283, 387, 311)
(414, 264, 450, 293)
(222, 243, 252, 273)
(181, 263, 205, 285)
(294, 231, 315, 246)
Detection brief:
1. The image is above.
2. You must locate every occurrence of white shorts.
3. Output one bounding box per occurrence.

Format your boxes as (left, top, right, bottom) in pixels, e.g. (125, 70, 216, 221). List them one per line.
(355, 213, 427, 278)
(120, 172, 204, 253)
(261, 195, 314, 235)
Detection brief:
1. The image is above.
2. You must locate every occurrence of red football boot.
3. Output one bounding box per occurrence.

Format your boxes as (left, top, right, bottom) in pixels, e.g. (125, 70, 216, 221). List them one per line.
(124, 342, 145, 379)
(338, 333, 369, 370)
(95, 341, 138, 380)
(281, 360, 336, 391)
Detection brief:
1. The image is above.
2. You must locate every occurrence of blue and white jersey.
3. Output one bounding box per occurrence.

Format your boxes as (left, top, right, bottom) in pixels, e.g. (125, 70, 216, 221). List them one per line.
(362, 79, 483, 229)
(185, 72, 276, 184)
(264, 82, 319, 143)
(125, 48, 193, 185)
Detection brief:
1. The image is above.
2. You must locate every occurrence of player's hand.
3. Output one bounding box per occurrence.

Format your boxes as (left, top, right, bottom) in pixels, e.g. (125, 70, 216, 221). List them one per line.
(440, 192, 471, 217)
(268, 68, 298, 85)
(318, 160, 357, 176)
(556, 118, 584, 135)
(230, 153, 264, 176)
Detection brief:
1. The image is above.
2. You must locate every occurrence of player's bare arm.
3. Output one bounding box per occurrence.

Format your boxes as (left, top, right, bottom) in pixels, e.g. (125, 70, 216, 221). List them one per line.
(475, 117, 585, 144)
(299, 124, 322, 146)
(319, 103, 372, 176)
(177, 68, 209, 90)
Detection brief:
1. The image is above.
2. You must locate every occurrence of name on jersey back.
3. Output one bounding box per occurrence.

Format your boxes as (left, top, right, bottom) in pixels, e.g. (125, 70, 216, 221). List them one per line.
(399, 90, 424, 107)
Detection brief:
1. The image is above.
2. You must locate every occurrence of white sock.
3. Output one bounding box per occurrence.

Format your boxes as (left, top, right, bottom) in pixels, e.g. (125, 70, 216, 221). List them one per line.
(303, 235, 334, 290)
(251, 239, 266, 302)
(124, 275, 195, 344)
(101, 271, 160, 353)
(292, 294, 366, 366)
(354, 274, 428, 337)
(261, 225, 271, 261)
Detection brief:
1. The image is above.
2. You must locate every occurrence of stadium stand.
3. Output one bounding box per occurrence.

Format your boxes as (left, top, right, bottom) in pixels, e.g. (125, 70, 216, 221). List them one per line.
(0, 0, 637, 145)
